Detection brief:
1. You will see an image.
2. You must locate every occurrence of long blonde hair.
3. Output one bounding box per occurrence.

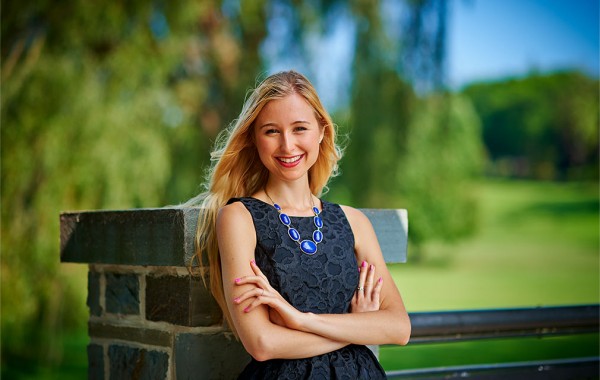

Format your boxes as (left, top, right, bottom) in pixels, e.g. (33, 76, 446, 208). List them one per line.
(190, 71, 342, 336)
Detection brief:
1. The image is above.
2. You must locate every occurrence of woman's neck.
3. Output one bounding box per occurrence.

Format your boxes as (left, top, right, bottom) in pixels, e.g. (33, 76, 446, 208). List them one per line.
(263, 178, 315, 216)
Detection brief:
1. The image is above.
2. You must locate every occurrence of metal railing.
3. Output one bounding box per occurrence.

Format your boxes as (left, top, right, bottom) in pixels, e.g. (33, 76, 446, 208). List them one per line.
(387, 304, 599, 379)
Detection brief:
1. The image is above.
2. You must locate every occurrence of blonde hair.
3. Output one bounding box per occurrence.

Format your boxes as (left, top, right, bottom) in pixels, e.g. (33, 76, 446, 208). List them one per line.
(189, 71, 342, 336)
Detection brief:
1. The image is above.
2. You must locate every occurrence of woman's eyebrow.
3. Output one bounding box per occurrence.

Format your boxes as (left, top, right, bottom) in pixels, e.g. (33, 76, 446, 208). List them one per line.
(259, 120, 311, 129)
(258, 122, 278, 129)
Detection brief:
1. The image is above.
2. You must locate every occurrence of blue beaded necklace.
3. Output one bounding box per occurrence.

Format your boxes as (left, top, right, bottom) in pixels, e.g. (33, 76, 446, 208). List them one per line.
(264, 189, 324, 255)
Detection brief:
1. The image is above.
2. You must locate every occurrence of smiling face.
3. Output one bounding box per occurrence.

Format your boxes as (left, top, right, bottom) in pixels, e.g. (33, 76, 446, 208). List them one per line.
(253, 93, 325, 185)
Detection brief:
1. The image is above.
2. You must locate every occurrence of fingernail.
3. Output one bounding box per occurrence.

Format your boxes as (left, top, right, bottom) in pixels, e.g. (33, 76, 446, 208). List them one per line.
(378, 277, 383, 283)
(234, 297, 240, 303)
(243, 306, 249, 313)
(234, 278, 241, 283)
(362, 261, 367, 267)
(250, 260, 256, 265)
(370, 264, 374, 270)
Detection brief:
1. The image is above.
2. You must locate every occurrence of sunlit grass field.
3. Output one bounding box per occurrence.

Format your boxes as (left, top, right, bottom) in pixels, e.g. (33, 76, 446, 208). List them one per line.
(381, 179, 599, 371)
(11, 179, 599, 378)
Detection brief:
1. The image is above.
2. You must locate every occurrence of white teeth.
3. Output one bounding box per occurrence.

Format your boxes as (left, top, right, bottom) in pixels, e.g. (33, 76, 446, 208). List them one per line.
(278, 155, 302, 163)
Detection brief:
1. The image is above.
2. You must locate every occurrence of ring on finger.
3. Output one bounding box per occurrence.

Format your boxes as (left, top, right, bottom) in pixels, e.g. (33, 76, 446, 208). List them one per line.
(357, 286, 365, 291)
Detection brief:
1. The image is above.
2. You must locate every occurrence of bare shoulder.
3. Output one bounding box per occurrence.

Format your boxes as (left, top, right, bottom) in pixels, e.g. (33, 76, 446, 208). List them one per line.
(217, 201, 254, 234)
(218, 200, 249, 219)
(217, 201, 256, 263)
(339, 204, 378, 255)
(339, 205, 372, 230)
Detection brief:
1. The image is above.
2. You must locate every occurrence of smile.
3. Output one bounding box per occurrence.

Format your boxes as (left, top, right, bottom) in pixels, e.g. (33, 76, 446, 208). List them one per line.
(278, 155, 302, 163)
(276, 154, 304, 167)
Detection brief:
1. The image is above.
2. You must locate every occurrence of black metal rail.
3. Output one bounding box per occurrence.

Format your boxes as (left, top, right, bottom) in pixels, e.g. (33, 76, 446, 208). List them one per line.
(387, 357, 599, 380)
(386, 304, 600, 379)
(407, 304, 599, 344)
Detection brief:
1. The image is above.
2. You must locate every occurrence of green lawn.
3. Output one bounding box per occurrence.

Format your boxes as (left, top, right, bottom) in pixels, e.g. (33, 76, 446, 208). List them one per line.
(381, 333, 599, 372)
(383, 179, 599, 371)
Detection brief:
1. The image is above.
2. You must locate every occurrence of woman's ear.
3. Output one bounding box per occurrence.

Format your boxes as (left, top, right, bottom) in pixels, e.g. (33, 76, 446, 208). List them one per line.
(319, 124, 325, 144)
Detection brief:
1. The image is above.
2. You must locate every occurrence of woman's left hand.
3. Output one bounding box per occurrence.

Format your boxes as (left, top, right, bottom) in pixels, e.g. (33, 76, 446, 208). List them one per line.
(351, 261, 383, 313)
(233, 260, 305, 330)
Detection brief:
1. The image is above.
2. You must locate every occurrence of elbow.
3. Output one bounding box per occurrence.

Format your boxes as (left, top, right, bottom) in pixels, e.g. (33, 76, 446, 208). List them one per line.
(397, 328, 411, 346)
(245, 333, 275, 362)
(252, 352, 271, 363)
(250, 351, 271, 363)
(401, 314, 412, 345)
(390, 330, 410, 346)
(391, 314, 411, 346)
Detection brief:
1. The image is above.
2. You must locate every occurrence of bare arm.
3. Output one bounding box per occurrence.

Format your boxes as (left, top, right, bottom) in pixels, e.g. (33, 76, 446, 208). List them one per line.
(217, 202, 350, 361)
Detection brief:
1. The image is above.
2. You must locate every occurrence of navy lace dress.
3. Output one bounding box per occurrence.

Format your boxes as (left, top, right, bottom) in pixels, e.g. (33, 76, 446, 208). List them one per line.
(228, 197, 386, 380)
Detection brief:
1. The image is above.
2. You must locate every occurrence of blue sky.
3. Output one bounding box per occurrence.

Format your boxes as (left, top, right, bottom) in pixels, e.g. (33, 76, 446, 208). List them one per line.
(264, 0, 599, 109)
(449, 0, 599, 88)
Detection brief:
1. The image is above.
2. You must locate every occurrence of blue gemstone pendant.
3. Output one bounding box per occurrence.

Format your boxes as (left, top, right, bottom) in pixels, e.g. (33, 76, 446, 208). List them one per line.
(314, 216, 323, 228)
(300, 240, 317, 255)
(313, 230, 323, 243)
(288, 228, 301, 242)
(279, 213, 291, 225)
(267, 195, 324, 255)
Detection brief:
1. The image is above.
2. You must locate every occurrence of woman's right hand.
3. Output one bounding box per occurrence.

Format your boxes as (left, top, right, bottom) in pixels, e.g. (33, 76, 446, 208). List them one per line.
(233, 260, 307, 330)
(350, 261, 383, 313)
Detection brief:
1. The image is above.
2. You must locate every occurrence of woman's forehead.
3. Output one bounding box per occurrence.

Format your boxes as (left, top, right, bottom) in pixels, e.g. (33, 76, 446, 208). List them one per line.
(256, 94, 317, 123)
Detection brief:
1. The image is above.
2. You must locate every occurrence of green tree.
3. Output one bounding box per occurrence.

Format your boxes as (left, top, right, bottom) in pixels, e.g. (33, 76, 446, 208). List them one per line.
(398, 95, 484, 249)
(1, 0, 269, 371)
(463, 71, 599, 180)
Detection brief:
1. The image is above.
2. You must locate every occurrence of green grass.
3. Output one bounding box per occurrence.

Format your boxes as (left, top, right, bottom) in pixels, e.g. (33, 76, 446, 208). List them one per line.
(380, 334, 599, 371)
(383, 179, 599, 371)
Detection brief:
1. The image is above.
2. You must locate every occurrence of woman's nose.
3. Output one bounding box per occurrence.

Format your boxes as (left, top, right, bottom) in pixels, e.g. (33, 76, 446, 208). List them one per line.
(280, 132, 294, 152)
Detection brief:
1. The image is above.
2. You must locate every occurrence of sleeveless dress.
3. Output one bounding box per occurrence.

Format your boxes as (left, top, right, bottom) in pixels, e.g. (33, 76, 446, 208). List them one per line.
(228, 197, 387, 380)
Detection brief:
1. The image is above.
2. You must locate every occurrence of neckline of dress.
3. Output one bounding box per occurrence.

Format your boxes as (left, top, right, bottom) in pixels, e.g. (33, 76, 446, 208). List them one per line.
(247, 196, 326, 218)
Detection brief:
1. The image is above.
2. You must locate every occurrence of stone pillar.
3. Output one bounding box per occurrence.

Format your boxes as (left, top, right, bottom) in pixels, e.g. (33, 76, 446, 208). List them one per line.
(60, 208, 250, 380)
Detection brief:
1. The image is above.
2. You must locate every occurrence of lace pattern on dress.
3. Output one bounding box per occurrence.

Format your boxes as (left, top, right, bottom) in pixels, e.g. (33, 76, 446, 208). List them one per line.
(228, 197, 386, 380)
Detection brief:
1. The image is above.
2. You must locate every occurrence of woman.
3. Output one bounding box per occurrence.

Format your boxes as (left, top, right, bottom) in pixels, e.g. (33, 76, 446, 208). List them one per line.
(193, 70, 410, 379)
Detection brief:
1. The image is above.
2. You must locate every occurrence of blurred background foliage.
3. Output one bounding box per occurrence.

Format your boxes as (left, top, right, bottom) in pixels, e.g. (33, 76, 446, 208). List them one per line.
(464, 71, 599, 180)
(1, 0, 597, 377)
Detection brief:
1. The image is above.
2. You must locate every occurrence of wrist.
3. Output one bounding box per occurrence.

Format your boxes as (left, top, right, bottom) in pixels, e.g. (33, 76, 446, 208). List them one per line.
(299, 312, 317, 332)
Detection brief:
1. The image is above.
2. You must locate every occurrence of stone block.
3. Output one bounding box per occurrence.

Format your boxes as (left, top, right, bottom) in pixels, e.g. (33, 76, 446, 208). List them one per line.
(89, 322, 172, 347)
(60, 208, 202, 266)
(108, 344, 169, 380)
(189, 276, 222, 326)
(106, 272, 139, 315)
(146, 274, 221, 326)
(174, 332, 250, 379)
(87, 271, 102, 316)
(88, 343, 104, 380)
